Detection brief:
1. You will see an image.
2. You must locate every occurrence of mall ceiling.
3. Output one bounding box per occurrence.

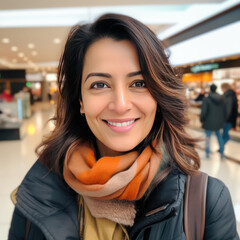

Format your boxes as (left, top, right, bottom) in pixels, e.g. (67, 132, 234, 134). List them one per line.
(0, 0, 225, 72)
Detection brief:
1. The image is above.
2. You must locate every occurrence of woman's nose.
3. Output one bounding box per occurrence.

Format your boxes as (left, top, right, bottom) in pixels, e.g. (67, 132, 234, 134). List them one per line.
(108, 87, 132, 114)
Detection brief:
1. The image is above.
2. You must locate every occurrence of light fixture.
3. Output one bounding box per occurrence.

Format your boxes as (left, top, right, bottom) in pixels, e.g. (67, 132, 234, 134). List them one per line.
(28, 43, 35, 49)
(11, 46, 18, 51)
(2, 38, 10, 44)
(27, 125, 36, 135)
(23, 57, 28, 61)
(46, 73, 57, 81)
(35, 82, 41, 89)
(28, 61, 35, 67)
(32, 51, 37, 56)
(53, 38, 61, 44)
(18, 52, 24, 58)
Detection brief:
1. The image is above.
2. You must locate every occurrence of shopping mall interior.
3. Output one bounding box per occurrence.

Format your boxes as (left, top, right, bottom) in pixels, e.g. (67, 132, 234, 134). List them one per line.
(0, 0, 240, 238)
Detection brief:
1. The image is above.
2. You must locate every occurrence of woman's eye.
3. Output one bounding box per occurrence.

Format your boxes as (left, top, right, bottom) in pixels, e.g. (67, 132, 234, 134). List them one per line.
(131, 81, 146, 88)
(91, 82, 108, 89)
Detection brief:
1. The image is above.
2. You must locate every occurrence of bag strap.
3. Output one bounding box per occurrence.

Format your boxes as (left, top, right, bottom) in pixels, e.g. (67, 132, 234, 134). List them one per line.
(184, 171, 208, 240)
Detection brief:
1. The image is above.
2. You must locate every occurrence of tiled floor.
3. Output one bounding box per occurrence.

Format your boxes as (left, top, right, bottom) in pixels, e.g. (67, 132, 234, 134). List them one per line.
(1, 102, 240, 239)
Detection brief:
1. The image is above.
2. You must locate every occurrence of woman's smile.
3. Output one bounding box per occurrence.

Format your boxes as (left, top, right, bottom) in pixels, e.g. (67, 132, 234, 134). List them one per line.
(103, 118, 139, 133)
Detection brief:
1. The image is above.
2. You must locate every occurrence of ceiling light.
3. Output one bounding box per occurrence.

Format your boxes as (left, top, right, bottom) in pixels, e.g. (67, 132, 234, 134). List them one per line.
(2, 38, 10, 44)
(18, 52, 24, 57)
(29, 63, 35, 67)
(53, 38, 61, 44)
(35, 82, 41, 89)
(28, 43, 35, 49)
(23, 57, 28, 61)
(46, 73, 57, 81)
(11, 46, 18, 51)
(32, 51, 37, 56)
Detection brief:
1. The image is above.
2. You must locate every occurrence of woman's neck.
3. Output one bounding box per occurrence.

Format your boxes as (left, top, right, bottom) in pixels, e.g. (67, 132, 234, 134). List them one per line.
(95, 139, 124, 158)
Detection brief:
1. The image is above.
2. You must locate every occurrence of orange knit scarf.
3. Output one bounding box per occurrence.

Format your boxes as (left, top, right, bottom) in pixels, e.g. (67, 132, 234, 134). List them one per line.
(63, 139, 161, 226)
(63, 139, 161, 201)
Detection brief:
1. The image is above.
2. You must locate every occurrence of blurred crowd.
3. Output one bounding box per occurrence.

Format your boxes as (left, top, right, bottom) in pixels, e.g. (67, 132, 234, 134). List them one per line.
(192, 83, 238, 159)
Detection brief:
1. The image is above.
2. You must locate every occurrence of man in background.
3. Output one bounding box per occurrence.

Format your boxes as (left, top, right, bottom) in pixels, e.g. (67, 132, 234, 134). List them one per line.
(221, 83, 238, 146)
(200, 84, 226, 159)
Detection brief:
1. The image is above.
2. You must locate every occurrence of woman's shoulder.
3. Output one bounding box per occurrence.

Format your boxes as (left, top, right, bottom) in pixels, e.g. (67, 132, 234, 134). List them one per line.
(13, 160, 79, 239)
(23, 159, 57, 180)
(19, 160, 71, 190)
(206, 176, 235, 216)
(204, 176, 239, 239)
(206, 176, 231, 209)
(17, 160, 67, 194)
(16, 159, 77, 212)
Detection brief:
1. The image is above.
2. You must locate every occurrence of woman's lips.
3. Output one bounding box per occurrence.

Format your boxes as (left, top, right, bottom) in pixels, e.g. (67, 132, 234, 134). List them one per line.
(103, 119, 138, 133)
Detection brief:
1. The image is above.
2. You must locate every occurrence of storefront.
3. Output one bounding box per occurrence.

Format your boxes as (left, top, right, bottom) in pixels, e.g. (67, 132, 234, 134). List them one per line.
(181, 58, 240, 132)
(182, 58, 240, 99)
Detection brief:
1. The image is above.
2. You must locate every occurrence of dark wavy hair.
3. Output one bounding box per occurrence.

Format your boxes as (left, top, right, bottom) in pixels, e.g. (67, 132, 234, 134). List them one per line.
(36, 13, 200, 176)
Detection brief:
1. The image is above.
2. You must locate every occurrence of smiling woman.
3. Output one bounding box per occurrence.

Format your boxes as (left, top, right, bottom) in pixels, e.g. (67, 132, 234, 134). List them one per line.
(8, 13, 239, 240)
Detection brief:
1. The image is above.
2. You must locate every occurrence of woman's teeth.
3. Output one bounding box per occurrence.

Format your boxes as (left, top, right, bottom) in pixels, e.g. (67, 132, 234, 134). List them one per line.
(107, 120, 135, 127)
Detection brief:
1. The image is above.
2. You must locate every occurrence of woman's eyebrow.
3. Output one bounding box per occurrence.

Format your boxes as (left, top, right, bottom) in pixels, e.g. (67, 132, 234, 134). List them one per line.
(84, 71, 143, 82)
(84, 72, 112, 82)
(127, 71, 143, 77)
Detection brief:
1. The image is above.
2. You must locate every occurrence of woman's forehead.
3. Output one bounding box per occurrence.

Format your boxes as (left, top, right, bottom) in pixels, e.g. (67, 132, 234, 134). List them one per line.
(82, 38, 141, 76)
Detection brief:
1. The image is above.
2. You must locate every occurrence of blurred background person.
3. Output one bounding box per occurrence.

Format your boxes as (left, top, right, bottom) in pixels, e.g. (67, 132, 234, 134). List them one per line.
(0, 88, 13, 102)
(194, 88, 206, 102)
(221, 83, 238, 145)
(22, 86, 34, 105)
(200, 84, 226, 159)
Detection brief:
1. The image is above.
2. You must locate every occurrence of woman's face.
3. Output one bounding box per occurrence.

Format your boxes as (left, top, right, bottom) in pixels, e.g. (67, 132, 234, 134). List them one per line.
(80, 38, 157, 157)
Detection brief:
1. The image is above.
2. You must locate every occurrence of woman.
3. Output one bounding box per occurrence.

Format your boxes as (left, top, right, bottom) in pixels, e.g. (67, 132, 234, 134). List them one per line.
(9, 13, 239, 240)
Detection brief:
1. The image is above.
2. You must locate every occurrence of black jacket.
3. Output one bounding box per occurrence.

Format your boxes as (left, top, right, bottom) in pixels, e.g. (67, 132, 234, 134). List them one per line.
(224, 89, 238, 128)
(200, 92, 226, 131)
(9, 160, 239, 240)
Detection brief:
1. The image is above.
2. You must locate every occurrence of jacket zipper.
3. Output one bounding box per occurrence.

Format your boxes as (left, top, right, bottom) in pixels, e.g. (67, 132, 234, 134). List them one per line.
(145, 203, 170, 217)
(131, 207, 177, 240)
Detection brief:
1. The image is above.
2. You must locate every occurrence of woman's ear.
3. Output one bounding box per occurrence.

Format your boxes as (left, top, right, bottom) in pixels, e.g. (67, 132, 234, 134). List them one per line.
(79, 99, 85, 114)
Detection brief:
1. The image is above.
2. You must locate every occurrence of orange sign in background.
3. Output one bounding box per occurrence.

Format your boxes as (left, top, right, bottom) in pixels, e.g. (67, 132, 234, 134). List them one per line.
(182, 72, 212, 84)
